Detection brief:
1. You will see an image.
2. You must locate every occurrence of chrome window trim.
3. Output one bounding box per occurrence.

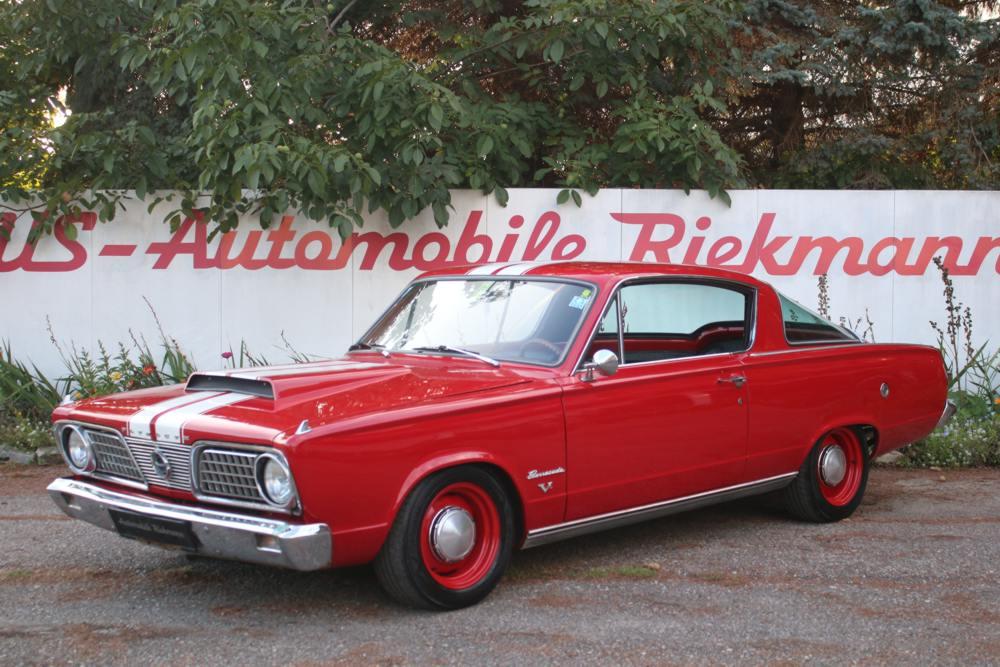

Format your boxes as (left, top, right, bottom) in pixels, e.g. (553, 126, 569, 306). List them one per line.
(571, 275, 759, 375)
(352, 275, 601, 369)
(53, 420, 149, 491)
(784, 338, 864, 347)
(191, 441, 301, 515)
(748, 343, 871, 358)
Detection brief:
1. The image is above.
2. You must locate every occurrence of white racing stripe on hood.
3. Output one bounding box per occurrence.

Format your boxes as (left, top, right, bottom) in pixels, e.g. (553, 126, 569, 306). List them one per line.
(128, 392, 223, 440)
(152, 392, 251, 443)
(220, 361, 314, 376)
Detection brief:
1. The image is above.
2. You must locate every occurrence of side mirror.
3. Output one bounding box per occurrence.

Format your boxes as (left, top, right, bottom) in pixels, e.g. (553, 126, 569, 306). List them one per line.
(581, 349, 619, 381)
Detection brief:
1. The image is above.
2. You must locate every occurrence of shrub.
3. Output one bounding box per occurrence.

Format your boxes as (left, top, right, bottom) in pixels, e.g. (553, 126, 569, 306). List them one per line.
(902, 412, 1000, 468)
(901, 260, 1000, 467)
(47, 301, 197, 398)
(0, 412, 56, 454)
(0, 341, 66, 421)
(0, 305, 319, 459)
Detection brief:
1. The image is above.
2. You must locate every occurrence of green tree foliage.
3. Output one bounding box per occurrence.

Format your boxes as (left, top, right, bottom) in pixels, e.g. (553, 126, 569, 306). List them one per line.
(0, 0, 997, 238)
(728, 0, 1000, 188)
(0, 0, 741, 236)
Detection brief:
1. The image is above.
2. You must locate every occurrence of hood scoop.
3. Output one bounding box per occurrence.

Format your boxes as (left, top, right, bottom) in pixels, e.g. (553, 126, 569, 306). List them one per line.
(186, 373, 274, 399)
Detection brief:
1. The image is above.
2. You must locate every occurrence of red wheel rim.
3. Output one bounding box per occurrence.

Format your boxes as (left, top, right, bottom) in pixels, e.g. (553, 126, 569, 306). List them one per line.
(816, 428, 864, 506)
(419, 482, 501, 590)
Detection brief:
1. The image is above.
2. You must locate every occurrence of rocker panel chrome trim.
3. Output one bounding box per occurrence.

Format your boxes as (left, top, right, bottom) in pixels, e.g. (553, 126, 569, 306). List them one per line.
(522, 472, 797, 549)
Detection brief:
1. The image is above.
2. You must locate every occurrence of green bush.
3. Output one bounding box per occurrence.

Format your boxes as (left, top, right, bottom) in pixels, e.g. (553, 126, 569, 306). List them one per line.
(0, 412, 56, 453)
(902, 393, 1000, 468)
(0, 341, 66, 422)
(48, 304, 197, 400)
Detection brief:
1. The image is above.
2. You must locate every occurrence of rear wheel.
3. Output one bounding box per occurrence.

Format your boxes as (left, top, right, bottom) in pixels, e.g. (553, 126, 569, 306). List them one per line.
(782, 427, 869, 522)
(374, 466, 514, 610)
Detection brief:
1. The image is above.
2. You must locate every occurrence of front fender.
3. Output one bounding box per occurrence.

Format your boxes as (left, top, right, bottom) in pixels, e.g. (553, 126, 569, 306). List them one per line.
(288, 384, 567, 567)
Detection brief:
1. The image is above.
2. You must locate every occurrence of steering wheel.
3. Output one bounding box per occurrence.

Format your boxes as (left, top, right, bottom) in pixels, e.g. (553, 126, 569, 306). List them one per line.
(519, 338, 562, 361)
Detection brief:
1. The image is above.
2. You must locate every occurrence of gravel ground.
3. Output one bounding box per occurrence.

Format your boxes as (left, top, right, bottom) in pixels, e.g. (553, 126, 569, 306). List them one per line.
(1, 464, 998, 666)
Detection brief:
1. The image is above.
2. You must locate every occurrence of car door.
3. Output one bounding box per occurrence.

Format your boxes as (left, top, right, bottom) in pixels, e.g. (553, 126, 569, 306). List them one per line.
(561, 279, 752, 521)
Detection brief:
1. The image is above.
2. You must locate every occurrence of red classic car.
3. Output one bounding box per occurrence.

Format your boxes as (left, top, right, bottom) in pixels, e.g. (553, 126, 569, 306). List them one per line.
(49, 262, 954, 609)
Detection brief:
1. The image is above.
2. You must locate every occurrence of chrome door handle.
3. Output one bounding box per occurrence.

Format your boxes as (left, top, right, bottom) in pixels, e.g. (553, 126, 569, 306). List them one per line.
(717, 375, 747, 388)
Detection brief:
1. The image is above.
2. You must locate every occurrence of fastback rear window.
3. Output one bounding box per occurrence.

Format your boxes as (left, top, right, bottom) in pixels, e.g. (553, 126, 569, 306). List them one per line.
(778, 293, 858, 344)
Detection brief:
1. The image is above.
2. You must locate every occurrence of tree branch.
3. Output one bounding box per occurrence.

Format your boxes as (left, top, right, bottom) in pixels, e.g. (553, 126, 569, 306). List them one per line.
(476, 49, 586, 81)
(970, 126, 995, 169)
(327, 0, 359, 36)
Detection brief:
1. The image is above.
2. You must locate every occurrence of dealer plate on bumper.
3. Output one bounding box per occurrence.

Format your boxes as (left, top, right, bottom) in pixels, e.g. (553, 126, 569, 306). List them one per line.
(109, 509, 200, 550)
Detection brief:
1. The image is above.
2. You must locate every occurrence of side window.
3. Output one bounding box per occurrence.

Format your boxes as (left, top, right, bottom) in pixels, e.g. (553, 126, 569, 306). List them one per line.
(778, 293, 857, 344)
(616, 282, 750, 364)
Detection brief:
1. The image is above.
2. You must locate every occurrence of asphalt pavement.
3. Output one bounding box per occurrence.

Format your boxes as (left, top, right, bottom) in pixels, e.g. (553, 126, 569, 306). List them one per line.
(1, 464, 998, 666)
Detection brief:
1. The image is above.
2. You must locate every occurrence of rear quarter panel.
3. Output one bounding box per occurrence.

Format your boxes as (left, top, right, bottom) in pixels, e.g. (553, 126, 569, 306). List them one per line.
(742, 344, 946, 480)
(872, 345, 949, 453)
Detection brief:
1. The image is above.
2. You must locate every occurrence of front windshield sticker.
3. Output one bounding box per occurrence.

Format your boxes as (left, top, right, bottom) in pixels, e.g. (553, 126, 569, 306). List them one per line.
(568, 290, 593, 310)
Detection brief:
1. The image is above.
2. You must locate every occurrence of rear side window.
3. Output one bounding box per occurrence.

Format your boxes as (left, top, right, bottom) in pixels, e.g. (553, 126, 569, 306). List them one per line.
(779, 293, 858, 344)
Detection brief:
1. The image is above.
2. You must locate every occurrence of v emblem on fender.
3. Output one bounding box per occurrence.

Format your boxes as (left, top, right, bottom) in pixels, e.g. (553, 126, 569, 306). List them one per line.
(538, 481, 553, 493)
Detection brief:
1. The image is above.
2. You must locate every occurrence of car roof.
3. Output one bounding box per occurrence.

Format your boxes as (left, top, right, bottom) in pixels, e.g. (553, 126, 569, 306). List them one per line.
(420, 261, 768, 288)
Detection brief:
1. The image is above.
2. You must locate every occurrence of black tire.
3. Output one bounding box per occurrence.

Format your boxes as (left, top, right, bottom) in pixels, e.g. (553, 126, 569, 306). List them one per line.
(374, 466, 515, 610)
(782, 427, 870, 523)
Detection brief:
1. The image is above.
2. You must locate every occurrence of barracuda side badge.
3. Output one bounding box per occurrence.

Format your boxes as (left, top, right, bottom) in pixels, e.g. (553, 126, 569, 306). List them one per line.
(527, 467, 564, 493)
(527, 467, 565, 480)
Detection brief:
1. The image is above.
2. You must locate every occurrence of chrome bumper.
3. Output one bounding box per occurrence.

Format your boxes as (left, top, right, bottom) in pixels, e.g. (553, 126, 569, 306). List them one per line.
(47, 477, 331, 571)
(936, 400, 958, 430)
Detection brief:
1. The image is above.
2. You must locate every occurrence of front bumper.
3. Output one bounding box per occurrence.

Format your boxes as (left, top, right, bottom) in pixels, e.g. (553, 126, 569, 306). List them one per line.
(936, 400, 958, 430)
(48, 477, 331, 571)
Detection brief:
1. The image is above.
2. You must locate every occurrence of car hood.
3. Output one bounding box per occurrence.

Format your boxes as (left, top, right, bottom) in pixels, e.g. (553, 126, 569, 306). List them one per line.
(56, 355, 535, 445)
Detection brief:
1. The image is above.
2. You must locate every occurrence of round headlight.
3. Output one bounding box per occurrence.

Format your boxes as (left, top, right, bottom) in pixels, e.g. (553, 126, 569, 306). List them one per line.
(260, 455, 294, 507)
(65, 427, 94, 472)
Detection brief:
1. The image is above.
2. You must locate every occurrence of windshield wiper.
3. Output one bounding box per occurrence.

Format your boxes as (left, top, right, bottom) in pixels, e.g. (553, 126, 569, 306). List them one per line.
(412, 345, 501, 368)
(348, 342, 390, 358)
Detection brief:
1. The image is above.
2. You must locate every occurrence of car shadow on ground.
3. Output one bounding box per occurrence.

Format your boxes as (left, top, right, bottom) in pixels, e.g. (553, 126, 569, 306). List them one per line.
(160, 495, 795, 616)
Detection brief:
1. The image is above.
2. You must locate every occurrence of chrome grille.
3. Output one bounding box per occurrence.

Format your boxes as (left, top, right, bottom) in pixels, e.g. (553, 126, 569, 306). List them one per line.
(69, 422, 279, 510)
(196, 449, 263, 502)
(126, 438, 192, 491)
(86, 429, 144, 482)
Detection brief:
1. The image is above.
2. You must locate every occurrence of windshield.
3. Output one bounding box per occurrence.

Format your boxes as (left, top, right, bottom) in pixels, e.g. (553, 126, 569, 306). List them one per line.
(361, 279, 597, 366)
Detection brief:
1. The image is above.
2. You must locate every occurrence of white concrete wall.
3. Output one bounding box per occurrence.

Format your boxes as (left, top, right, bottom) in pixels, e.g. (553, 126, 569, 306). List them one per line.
(2, 189, 997, 378)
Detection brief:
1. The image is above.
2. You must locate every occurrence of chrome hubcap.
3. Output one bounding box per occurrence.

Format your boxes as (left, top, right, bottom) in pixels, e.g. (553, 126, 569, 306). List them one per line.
(430, 507, 476, 563)
(819, 444, 847, 486)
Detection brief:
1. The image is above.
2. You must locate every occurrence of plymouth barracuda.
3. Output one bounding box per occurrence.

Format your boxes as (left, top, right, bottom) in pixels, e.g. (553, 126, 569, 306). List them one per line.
(48, 261, 953, 609)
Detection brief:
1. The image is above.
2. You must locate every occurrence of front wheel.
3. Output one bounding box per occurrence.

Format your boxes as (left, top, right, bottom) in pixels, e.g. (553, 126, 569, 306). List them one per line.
(782, 427, 869, 522)
(374, 466, 515, 610)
